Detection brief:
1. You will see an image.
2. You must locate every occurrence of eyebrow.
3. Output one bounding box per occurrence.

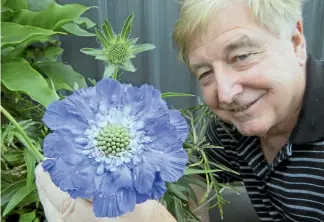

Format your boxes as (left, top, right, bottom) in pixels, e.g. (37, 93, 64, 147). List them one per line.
(189, 63, 210, 75)
(224, 35, 261, 53)
(189, 35, 261, 74)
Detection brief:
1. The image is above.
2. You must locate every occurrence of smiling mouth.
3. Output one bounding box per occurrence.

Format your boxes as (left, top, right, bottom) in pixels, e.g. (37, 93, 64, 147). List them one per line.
(230, 99, 259, 112)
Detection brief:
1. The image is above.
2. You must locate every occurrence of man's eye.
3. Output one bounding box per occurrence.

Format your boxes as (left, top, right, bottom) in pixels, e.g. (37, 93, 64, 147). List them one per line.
(198, 71, 212, 80)
(232, 53, 252, 63)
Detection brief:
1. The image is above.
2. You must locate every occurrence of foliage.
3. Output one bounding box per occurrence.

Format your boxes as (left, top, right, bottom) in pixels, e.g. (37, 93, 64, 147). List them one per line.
(1, 1, 237, 221)
(1, 0, 96, 221)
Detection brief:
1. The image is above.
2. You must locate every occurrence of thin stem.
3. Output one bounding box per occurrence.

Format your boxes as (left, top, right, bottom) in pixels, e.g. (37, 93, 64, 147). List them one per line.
(0, 105, 44, 161)
(190, 113, 198, 145)
(111, 67, 120, 80)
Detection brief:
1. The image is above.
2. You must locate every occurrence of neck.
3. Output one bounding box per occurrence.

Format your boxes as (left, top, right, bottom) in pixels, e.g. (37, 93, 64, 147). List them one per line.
(260, 108, 300, 163)
(262, 104, 301, 141)
(260, 66, 307, 163)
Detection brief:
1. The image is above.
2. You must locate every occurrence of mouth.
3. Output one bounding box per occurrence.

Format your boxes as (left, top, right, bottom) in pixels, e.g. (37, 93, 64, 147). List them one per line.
(229, 99, 259, 113)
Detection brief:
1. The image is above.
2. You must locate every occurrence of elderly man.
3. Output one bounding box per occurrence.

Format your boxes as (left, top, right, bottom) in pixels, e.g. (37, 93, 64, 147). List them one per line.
(35, 0, 324, 221)
(173, 0, 324, 221)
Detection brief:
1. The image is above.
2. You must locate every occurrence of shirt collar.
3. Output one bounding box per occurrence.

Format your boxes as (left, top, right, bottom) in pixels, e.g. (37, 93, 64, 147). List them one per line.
(290, 54, 324, 144)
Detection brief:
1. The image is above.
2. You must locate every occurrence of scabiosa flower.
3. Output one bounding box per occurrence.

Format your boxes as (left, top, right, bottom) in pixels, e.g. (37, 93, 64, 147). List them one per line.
(41, 78, 188, 218)
(80, 13, 155, 78)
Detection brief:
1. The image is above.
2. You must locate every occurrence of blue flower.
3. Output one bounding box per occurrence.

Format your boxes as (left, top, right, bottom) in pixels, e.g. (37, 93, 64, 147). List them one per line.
(42, 78, 188, 218)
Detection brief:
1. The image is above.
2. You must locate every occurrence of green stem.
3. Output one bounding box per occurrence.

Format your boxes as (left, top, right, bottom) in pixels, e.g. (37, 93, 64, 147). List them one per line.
(0, 105, 44, 161)
(190, 113, 198, 145)
(111, 67, 119, 80)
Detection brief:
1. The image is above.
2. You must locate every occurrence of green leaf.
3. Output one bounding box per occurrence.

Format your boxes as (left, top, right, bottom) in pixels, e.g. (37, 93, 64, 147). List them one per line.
(95, 29, 110, 48)
(121, 13, 134, 39)
(131, 43, 155, 54)
(14, 133, 38, 162)
(103, 65, 117, 78)
(17, 190, 39, 208)
(1, 180, 26, 207)
(201, 144, 223, 149)
(61, 23, 96, 37)
(74, 17, 96, 29)
(3, 150, 24, 163)
(3, 0, 27, 11)
(80, 48, 106, 57)
(1, 181, 11, 191)
(166, 183, 188, 201)
(1, 6, 14, 22)
(184, 168, 223, 175)
(127, 37, 139, 46)
(19, 211, 36, 222)
(42, 45, 64, 61)
(1, 46, 15, 57)
(1, 22, 62, 48)
(24, 149, 36, 190)
(45, 78, 70, 91)
(102, 19, 115, 41)
(183, 207, 200, 222)
(2, 0, 8, 6)
(13, 2, 93, 30)
(35, 62, 87, 91)
(161, 92, 195, 99)
(19, 119, 37, 130)
(3, 184, 35, 216)
(73, 82, 80, 90)
(1, 58, 59, 107)
(174, 199, 185, 222)
(209, 162, 240, 175)
(87, 78, 97, 86)
(27, 0, 53, 11)
(121, 61, 136, 72)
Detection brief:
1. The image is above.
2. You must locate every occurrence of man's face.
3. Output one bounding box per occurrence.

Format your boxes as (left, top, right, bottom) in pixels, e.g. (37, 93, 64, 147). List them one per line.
(188, 3, 307, 137)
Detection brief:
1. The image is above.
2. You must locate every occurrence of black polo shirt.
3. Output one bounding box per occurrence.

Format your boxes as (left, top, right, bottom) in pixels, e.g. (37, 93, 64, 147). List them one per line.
(205, 54, 324, 221)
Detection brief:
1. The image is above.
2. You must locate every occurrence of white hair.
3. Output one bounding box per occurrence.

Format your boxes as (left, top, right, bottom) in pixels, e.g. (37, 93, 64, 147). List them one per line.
(173, 0, 304, 63)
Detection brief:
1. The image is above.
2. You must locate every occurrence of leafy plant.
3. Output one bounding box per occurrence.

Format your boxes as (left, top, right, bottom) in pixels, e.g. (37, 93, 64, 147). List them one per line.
(160, 105, 239, 221)
(1, 0, 96, 221)
(1, 2, 237, 221)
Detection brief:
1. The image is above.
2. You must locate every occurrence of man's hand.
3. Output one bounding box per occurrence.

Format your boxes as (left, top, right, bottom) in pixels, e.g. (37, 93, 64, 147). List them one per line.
(35, 163, 176, 222)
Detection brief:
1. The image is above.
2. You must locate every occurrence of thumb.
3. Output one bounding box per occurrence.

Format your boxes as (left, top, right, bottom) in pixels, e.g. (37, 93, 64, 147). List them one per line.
(35, 163, 106, 222)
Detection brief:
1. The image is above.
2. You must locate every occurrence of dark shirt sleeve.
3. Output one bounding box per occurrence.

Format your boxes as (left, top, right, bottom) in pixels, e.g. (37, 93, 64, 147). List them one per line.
(204, 118, 242, 183)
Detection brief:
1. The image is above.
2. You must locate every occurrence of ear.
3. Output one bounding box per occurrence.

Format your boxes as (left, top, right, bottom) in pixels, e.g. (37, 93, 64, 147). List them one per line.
(292, 20, 307, 66)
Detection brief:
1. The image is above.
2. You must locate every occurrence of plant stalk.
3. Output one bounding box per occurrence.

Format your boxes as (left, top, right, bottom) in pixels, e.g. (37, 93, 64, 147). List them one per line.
(0, 105, 44, 161)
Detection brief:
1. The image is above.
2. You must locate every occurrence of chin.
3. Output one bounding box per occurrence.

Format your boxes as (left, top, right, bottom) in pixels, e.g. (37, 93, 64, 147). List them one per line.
(233, 118, 271, 137)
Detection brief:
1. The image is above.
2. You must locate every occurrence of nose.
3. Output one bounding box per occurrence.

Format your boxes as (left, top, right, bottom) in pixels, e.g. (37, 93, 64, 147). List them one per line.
(215, 68, 243, 105)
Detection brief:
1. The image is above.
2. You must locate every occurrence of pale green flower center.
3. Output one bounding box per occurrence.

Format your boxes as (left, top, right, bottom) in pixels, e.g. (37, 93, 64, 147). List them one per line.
(96, 125, 131, 155)
(108, 43, 127, 64)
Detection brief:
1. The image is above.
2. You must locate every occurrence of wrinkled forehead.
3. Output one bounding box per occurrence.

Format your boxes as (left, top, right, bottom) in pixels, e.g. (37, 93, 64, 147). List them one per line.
(187, 2, 264, 53)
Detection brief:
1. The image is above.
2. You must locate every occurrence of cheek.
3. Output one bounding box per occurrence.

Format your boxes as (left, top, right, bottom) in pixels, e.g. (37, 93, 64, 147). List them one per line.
(201, 87, 218, 108)
(241, 61, 294, 97)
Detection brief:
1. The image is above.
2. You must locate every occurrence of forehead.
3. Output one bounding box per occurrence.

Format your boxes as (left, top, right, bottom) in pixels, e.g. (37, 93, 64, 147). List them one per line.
(187, 2, 272, 61)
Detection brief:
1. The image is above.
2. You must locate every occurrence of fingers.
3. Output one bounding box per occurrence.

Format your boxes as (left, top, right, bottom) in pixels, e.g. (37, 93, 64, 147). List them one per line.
(120, 200, 177, 222)
(35, 163, 101, 222)
(141, 200, 177, 222)
(35, 163, 72, 212)
(35, 163, 176, 222)
(37, 182, 65, 222)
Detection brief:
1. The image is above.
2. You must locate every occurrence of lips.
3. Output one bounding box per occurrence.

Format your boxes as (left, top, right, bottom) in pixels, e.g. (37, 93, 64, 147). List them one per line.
(229, 99, 258, 112)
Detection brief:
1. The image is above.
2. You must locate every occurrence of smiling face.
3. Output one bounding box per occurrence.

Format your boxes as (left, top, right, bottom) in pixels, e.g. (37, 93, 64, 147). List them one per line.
(188, 3, 307, 137)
